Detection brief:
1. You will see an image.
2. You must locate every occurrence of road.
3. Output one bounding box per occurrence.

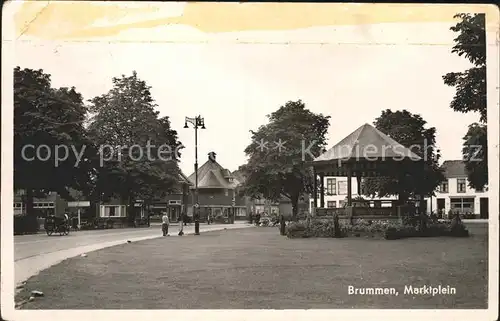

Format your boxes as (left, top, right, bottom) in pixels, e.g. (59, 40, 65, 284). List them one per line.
(15, 223, 164, 261)
(14, 222, 253, 288)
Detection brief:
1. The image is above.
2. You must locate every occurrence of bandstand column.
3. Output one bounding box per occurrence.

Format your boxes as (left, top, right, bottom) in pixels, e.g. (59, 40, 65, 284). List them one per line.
(347, 166, 353, 206)
(356, 175, 362, 196)
(313, 168, 318, 210)
(320, 173, 325, 208)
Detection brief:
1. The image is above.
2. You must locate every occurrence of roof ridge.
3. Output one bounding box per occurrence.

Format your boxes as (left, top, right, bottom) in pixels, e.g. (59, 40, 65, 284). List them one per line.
(352, 123, 369, 146)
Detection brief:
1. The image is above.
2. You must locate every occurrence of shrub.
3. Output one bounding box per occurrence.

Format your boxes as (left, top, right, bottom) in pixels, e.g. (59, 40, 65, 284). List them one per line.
(384, 220, 469, 239)
(80, 222, 95, 230)
(14, 215, 40, 235)
(422, 222, 449, 236)
(285, 218, 345, 238)
(462, 213, 476, 219)
(285, 221, 308, 238)
(286, 221, 306, 232)
(450, 220, 470, 237)
(106, 219, 114, 229)
(306, 219, 336, 237)
(343, 219, 399, 236)
(402, 214, 420, 227)
(287, 217, 470, 240)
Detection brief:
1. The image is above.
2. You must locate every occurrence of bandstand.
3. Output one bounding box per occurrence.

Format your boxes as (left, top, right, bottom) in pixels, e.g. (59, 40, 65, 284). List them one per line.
(310, 123, 424, 221)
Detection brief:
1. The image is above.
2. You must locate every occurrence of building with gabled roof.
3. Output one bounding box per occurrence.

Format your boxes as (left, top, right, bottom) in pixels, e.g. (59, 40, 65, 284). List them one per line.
(186, 152, 247, 223)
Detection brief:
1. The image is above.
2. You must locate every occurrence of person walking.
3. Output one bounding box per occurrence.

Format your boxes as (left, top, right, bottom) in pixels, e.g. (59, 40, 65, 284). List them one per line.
(161, 211, 170, 236)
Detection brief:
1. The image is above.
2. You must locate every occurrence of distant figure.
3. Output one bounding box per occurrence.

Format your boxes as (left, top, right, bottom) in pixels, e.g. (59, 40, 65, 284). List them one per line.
(71, 215, 79, 231)
(333, 214, 341, 238)
(64, 212, 69, 222)
(279, 215, 286, 235)
(162, 212, 170, 236)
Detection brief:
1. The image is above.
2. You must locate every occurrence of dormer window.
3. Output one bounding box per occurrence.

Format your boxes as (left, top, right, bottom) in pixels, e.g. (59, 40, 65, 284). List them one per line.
(439, 180, 449, 193)
(457, 178, 466, 193)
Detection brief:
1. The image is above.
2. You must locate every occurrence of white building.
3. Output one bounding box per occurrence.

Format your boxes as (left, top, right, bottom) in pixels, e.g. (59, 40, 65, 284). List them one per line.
(310, 176, 399, 212)
(311, 160, 489, 219)
(432, 160, 489, 218)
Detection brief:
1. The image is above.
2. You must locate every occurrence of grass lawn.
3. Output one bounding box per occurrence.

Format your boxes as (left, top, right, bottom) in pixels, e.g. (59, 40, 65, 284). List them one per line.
(16, 224, 488, 309)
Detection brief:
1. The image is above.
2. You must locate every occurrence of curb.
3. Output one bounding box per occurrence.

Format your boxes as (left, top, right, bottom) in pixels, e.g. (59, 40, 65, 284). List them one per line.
(15, 224, 254, 291)
(438, 219, 489, 224)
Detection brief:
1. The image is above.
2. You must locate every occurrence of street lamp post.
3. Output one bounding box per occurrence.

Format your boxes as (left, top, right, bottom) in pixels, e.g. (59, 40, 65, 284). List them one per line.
(184, 115, 205, 235)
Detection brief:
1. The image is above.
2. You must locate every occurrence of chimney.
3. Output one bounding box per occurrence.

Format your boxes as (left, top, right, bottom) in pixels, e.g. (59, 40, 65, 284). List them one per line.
(208, 152, 216, 162)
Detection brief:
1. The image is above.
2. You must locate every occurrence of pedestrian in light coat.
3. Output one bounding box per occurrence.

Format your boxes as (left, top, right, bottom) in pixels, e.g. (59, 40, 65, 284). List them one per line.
(161, 212, 170, 236)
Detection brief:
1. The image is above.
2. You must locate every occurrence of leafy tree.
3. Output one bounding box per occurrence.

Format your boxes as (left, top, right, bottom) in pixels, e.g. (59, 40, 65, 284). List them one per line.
(361, 110, 444, 202)
(443, 13, 487, 189)
(14, 67, 95, 216)
(462, 123, 488, 190)
(240, 100, 330, 219)
(87, 71, 181, 223)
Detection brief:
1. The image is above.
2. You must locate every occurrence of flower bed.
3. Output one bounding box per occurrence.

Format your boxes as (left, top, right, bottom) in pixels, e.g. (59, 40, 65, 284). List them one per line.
(285, 217, 470, 240)
(286, 218, 343, 238)
(344, 219, 397, 238)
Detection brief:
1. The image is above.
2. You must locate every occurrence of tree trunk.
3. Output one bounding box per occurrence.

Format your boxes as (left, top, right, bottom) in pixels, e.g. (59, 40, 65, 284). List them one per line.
(397, 173, 409, 205)
(25, 188, 34, 217)
(90, 187, 100, 220)
(291, 194, 299, 221)
(398, 191, 408, 205)
(127, 194, 135, 227)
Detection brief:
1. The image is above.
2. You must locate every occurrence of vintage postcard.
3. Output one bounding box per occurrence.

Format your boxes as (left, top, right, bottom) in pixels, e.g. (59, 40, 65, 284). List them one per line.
(1, 1, 499, 321)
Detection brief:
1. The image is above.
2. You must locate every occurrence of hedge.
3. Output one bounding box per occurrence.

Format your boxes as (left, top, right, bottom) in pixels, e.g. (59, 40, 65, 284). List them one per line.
(14, 215, 40, 235)
(285, 217, 470, 240)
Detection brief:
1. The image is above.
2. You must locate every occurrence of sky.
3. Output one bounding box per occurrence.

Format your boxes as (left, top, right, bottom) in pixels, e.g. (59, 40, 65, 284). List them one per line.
(9, 2, 488, 176)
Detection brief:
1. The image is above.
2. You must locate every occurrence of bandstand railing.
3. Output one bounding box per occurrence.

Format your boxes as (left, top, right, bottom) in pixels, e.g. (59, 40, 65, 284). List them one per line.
(314, 206, 409, 222)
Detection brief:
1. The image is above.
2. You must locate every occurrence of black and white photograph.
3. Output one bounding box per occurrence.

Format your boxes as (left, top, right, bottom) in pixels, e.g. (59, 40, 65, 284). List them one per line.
(1, 2, 499, 321)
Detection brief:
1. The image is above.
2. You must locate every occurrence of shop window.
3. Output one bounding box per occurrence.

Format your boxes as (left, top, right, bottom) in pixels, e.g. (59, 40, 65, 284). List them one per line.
(327, 201, 336, 208)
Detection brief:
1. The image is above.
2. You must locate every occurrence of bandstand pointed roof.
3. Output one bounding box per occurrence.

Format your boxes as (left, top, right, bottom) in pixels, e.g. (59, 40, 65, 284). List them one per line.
(314, 123, 421, 163)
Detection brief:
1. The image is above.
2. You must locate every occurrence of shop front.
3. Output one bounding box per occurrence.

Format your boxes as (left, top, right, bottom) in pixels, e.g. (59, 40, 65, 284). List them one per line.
(150, 200, 183, 223)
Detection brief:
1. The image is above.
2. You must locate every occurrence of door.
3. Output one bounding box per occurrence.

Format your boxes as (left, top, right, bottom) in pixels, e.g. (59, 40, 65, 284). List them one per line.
(480, 198, 489, 219)
(437, 198, 445, 216)
(170, 207, 179, 222)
